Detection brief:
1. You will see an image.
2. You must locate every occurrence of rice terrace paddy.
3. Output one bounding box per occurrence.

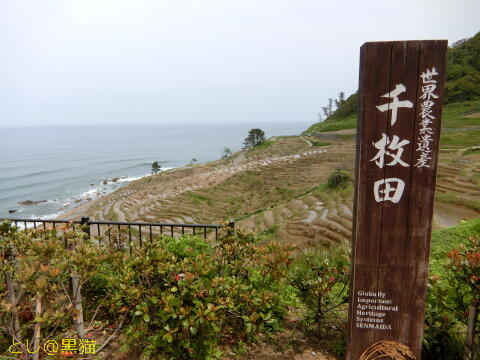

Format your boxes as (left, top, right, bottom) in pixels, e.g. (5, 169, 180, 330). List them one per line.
(68, 115, 480, 253)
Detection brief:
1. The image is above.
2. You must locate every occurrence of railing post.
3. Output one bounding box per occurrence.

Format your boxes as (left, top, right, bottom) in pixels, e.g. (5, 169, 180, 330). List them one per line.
(80, 216, 90, 238)
(228, 220, 235, 236)
(73, 218, 87, 338)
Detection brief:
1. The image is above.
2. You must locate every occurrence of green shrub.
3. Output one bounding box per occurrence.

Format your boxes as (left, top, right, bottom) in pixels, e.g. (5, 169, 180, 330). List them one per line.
(326, 170, 351, 189)
(0, 223, 297, 359)
(102, 230, 296, 359)
(425, 226, 480, 359)
(423, 276, 464, 359)
(289, 246, 349, 331)
(463, 146, 480, 156)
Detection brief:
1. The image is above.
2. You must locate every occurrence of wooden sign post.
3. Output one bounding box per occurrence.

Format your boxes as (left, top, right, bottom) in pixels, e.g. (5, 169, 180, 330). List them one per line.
(347, 40, 447, 360)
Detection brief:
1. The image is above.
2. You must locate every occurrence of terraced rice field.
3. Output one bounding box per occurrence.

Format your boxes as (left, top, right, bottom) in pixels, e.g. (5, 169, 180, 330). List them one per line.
(434, 149, 480, 228)
(79, 135, 479, 248)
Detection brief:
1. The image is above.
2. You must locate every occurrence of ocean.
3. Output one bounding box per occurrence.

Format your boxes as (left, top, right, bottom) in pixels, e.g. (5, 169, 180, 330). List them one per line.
(0, 122, 312, 219)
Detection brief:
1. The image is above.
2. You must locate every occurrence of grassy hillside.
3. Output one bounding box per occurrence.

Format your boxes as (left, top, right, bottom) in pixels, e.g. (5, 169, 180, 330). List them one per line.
(430, 216, 480, 274)
(305, 31, 480, 135)
(305, 99, 480, 148)
(304, 100, 479, 135)
(445, 31, 480, 104)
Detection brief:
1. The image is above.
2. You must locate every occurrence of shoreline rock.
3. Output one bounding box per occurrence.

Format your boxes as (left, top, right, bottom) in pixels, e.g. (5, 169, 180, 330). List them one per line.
(17, 200, 47, 206)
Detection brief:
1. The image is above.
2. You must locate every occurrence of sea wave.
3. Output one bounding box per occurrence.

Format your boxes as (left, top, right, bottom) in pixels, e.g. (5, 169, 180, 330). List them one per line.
(0, 166, 79, 182)
(93, 157, 154, 165)
(0, 174, 89, 193)
(1, 168, 174, 219)
(8, 211, 65, 230)
(109, 163, 152, 172)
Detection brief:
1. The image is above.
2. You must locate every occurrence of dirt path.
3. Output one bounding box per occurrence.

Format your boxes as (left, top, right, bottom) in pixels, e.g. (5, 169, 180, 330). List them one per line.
(300, 136, 313, 147)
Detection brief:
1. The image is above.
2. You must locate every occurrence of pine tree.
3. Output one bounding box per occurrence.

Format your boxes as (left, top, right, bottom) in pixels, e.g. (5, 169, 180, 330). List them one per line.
(243, 128, 266, 149)
(151, 161, 161, 174)
(221, 147, 233, 159)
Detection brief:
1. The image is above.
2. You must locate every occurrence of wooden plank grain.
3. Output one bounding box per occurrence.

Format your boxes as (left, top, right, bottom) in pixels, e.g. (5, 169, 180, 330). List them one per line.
(347, 41, 391, 360)
(399, 40, 447, 357)
(374, 40, 420, 343)
(347, 39, 447, 360)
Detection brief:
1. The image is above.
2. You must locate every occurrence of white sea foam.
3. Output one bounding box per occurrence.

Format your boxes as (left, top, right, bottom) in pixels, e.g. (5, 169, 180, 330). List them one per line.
(79, 188, 100, 197)
(112, 169, 173, 184)
(5, 168, 175, 221)
(11, 210, 65, 230)
(116, 175, 145, 183)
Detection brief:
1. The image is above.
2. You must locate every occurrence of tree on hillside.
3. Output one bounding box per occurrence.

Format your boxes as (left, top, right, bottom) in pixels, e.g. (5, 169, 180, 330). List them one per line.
(221, 147, 233, 159)
(328, 98, 334, 115)
(243, 128, 265, 149)
(322, 93, 347, 118)
(190, 158, 197, 164)
(445, 31, 480, 103)
(335, 92, 346, 109)
(322, 106, 330, 117)
(151, 161, 161, 174)
(321, 91, 355, 120)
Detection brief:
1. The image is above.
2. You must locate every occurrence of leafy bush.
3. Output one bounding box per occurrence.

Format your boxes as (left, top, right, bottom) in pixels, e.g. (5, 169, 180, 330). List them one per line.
(424, 231, 480, 359)
(445, 236, 480, 309)
(0, 222, 296, 359)
(289, 245, 350, 356)
(106, 228, 296, 359)
(423, 276, 463, 359)
(327, 92, 358, 121)
(464, 146, 480, 156)
(445, 31, 480, 104)
(0, 222, 115, 356)
(326, 170, 351, 189)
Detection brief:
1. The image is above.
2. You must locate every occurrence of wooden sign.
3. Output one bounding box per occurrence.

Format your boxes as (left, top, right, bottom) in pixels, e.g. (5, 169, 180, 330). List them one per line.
(346, 40, 447, 360)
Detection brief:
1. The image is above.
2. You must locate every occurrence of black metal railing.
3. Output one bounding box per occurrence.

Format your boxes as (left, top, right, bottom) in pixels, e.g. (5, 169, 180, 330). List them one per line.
(0, 217, 234, 245)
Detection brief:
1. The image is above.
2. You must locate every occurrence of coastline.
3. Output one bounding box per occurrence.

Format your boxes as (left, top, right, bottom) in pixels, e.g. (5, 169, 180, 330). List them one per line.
(54, 174, 155, 221)
(52, 148, 249, 223)
(1, 123, 313, 221)
(55, 197, 101, 220)
(54, 166, 181, 221)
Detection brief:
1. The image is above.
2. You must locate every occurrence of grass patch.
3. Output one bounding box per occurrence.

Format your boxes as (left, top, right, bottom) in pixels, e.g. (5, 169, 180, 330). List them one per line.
(185, 192, 213, 206)
(303, 99, 480, 134)
(440, 130, 480, 148)
(277, 187, 295, 199)
(309, 181, 354, 207)
(463, 146, 480, 155)
(241, 170, 264, 190)
(472, 173, 480, 186)
(248, 140, 274, 152)
(336, 134, 355, 140)
(106, 205, 119, 221)
(304, 115, 357, 133)
(430, 217, 480, 274)
(435, 192, 480, 212)
(440, 99, 480, 128)
(262, 222, 280, 236)
(311, 140, 331, 147)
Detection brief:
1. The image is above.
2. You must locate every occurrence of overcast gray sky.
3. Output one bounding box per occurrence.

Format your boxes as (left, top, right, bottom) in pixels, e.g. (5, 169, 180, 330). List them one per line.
(0, 0, 479, 127)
